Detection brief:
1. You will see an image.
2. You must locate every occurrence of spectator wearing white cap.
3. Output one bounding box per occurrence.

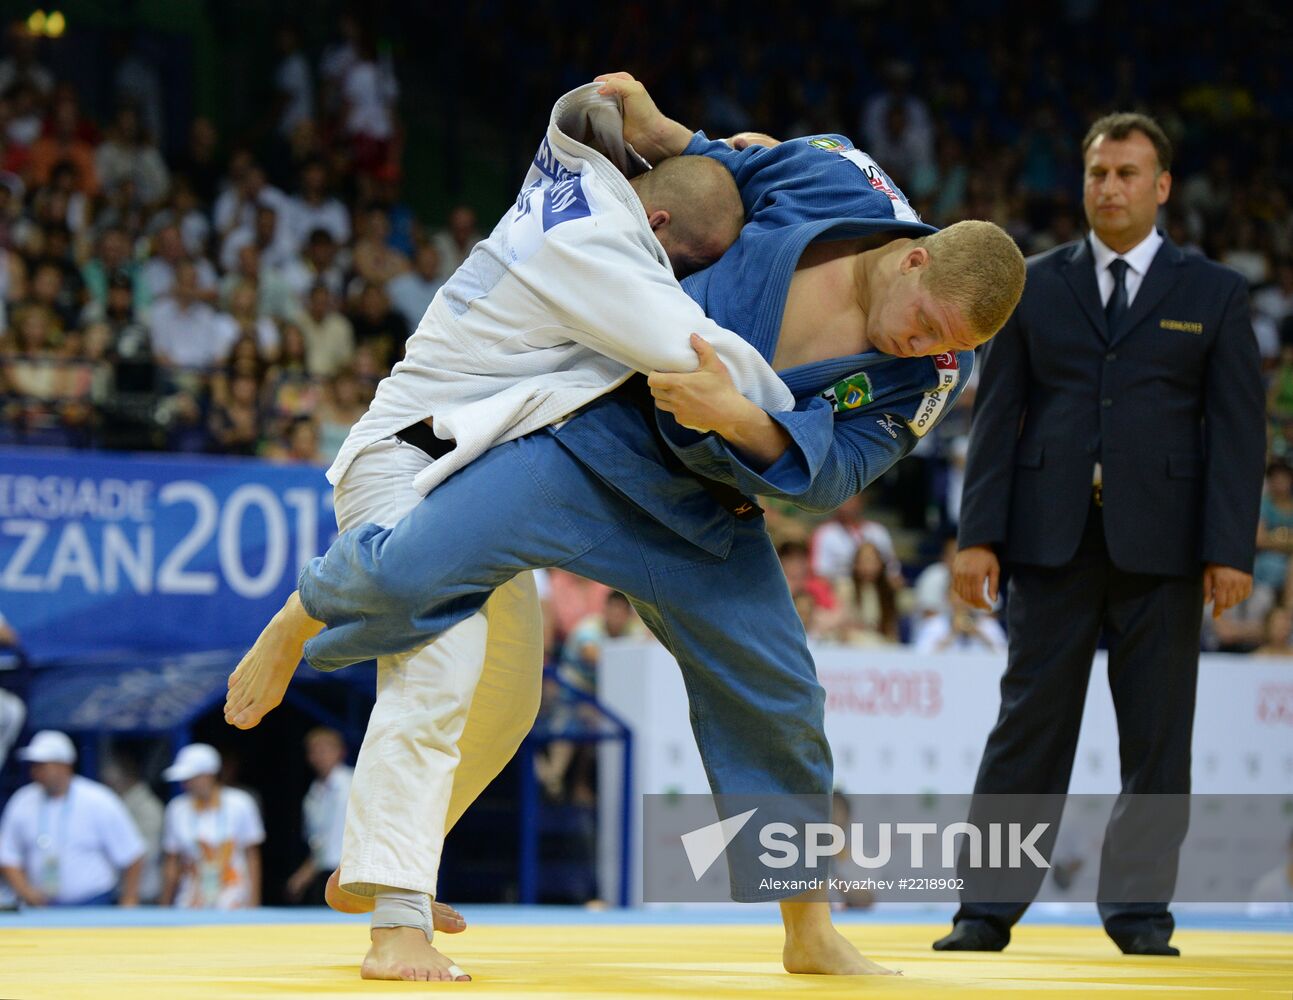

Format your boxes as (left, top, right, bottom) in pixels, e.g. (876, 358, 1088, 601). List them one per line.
(160, 743, 264, 908)
(0, 731, 144, 906)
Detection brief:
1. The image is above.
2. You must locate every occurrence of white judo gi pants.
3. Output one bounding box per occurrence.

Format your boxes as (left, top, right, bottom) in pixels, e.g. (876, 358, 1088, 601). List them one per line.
(331, 436, 543, 898)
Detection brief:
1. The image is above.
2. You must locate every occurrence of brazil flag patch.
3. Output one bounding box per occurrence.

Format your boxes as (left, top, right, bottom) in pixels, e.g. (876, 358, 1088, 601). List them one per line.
(808, 136, 847, 151)
(822, 371, 874, 412)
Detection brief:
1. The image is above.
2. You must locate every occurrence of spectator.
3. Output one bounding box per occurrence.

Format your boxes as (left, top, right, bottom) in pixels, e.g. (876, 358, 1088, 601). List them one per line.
(350, 206, 409, 288)
(348, 280, 405, 373)
(172, 117, 221, 206)
(339, 31, 399, 178)
(101, 753, 164, 905)
(431, 204, 480, 281)
(835, 541, 904, 646)
(810, 495, 897, 583)
(913, 591, 1007, 654)
(95, 105, 170, 209)
(26, 92, 98, 196)
(160, 743, 264, 909)
(81, 227, 143, 320)
(284, 728, 352, 905)
(220, 243, 297, 322)
(285, 159, 349, 253)
(0, 731, 144, 906)
(778, 539, 838, 639)
(316, 367, 367, 461)
(207, 368, 263, 456)
(1254, 606, 1293, 657)
(559, 590, 645, 696)
(282, 227, 346, 301)
(140, 223, 217, 303)
(149, 175, 211, 259)
(1254, 461, 1293, 602)
(223, 280, 281, 359)
(298, 282, 354, 378)
(387, 242, 443, 332)
(267, 414, 324, 464)
(147, 260, 231, 370)
(272, 25, 314, 143)
(221, 202, 294, 273)
(913, 535, 959, 621)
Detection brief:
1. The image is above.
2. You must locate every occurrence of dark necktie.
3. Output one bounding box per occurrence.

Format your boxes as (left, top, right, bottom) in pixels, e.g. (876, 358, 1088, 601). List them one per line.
(1105, 258, 1129, 335)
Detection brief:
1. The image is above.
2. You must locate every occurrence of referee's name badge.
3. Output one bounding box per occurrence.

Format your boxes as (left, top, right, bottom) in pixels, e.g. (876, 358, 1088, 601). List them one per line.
(1160, 318, 1203, 334)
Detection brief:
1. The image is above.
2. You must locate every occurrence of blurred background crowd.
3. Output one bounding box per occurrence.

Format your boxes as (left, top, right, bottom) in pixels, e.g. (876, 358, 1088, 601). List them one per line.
(0, 0, 1291, 907)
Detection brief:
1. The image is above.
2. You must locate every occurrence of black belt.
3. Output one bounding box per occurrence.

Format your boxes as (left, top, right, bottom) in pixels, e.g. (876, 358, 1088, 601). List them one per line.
(395, 420, 454, 460)
(617, 375, 763, 522)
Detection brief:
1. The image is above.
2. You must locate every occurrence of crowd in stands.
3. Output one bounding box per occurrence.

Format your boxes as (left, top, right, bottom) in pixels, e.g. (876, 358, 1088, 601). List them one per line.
(1, 3, 1292, 841)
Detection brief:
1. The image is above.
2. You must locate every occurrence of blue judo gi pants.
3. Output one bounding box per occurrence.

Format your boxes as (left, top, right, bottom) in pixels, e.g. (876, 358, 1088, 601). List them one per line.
(299, 429, 833, 902)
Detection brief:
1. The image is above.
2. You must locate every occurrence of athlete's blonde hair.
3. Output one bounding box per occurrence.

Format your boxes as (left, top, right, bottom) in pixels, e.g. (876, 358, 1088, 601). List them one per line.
(916, 220, 1026, 343)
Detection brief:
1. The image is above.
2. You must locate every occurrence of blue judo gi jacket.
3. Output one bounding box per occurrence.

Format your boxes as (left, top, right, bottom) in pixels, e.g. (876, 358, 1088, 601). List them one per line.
(552, 131, 975, 556)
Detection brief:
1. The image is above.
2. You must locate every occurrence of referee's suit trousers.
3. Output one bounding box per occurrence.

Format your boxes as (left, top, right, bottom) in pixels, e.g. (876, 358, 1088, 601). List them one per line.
(955, 501, 1203, 943)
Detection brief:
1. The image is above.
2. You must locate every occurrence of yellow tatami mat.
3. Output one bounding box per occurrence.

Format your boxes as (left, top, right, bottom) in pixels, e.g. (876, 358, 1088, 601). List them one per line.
(0, 921, 1289, 999)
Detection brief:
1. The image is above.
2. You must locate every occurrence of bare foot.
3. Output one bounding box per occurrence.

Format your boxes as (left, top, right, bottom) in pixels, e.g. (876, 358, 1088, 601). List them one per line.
(783, 924, 900, 976)
(224, 591, 323, 729)
(360, 926, 470, 982)
(325, 870, 466, 933)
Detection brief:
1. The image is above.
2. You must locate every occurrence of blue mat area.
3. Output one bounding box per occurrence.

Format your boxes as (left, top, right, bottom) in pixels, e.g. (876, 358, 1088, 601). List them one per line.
(3, 903, 1290, 934)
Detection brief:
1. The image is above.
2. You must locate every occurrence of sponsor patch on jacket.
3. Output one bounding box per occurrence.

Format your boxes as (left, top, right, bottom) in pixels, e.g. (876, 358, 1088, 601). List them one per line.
(821, 371, 874, 412)
(875, 413, 902, 439)
(808, 136, 849, 151)
(1160, 318, 1203, 334)
(542, 175, 591, 231)
(840, 150, 920, 223)
(905, 352, 960, 437)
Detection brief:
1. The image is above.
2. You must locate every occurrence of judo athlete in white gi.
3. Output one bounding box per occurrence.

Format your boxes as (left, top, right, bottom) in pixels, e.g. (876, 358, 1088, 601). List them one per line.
(229, 83, 798, 982)
(227, 76, 1026, 980)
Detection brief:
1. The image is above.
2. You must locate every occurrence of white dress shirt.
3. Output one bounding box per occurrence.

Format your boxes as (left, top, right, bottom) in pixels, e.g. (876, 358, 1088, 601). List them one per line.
(303, 763, 352, 870)
(1090, 228, 1163, 308)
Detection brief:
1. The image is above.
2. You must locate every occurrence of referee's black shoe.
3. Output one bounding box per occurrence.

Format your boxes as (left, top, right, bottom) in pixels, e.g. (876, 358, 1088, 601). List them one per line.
(932, 920, 1009, 951)
(1113, 932, 1179, 956)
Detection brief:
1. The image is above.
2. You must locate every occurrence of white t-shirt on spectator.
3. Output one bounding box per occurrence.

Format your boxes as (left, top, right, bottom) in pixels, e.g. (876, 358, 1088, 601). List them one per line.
(0, 776, 144, 903)
(276, 52, 313, 137)
(343, 60, 398, 140)
(810, 519, 897, 581)
(213, 186, 292, 241)
(162, 787, 265, 909)
(285, 197, 351, 252)
(149, 299, 235, 369)
(303, 764, 352, 870)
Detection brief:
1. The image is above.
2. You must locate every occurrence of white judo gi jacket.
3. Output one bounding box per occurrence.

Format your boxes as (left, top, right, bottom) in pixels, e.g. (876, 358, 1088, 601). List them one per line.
(327, 83, 793, 497)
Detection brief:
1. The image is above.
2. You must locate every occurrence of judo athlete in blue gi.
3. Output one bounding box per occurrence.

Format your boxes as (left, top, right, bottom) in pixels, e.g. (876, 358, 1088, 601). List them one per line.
(227, 74, 1025, 978)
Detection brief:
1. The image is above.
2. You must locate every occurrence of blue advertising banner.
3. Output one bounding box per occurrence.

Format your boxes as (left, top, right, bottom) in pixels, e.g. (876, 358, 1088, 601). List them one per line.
(0, 448, 336, 661)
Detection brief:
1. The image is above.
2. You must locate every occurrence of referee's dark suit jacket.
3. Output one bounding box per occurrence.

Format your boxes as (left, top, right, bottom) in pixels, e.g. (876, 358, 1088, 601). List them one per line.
(961, 232, 1264, 577)
(953, 231, 1265, 940)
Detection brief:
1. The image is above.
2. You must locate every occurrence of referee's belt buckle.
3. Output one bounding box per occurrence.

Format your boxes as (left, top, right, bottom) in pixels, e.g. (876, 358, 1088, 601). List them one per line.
(1093, 482, 1103, 508)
